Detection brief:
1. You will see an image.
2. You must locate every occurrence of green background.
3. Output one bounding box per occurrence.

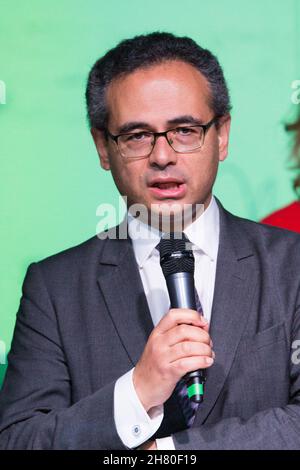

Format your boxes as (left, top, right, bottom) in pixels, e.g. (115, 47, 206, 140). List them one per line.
(1, 0, 300, 386)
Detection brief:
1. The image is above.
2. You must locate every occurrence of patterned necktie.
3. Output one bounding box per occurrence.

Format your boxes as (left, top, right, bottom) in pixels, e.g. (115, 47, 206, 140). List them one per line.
(174, 288, 204, 427)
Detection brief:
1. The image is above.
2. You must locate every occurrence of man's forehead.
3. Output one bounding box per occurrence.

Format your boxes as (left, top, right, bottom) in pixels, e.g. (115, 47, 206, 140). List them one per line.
(105, 61, 212, 129)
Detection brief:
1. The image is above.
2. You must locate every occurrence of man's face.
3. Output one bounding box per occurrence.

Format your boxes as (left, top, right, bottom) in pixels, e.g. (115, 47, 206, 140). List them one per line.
(92, 60, 230, 225)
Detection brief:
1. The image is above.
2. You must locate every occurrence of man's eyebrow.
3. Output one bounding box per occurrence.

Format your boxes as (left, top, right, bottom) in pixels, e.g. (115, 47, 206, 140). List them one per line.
(116, 116, 206, 135)
(116, 122, 152, 134)
(166, 115, 206, 126)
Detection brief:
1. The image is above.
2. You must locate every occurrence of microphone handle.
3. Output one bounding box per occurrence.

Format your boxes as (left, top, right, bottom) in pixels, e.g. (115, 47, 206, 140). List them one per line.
(166, 272, 206, 403)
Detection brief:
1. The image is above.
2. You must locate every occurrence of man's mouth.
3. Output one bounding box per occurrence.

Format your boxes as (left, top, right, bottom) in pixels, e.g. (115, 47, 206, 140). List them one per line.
(148, 179, 187, 199)
(152, 182, 182, 190)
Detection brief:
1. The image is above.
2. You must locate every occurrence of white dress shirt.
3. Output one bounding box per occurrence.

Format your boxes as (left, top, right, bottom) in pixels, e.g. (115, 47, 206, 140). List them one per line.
(114, 195, 220, 449)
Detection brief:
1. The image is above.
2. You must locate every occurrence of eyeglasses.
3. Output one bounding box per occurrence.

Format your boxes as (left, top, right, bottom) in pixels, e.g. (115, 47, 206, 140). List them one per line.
(105, 116, 218, 160)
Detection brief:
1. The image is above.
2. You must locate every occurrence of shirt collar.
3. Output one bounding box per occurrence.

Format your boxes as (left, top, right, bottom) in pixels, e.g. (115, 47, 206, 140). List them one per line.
(128, 210, 161, 268)
(128, 195, 219, 268)
(184, 195, 219, 261)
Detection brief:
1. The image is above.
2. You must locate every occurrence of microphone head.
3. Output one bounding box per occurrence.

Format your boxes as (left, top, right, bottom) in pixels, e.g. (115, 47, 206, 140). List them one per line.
(158, 232, 195, 277)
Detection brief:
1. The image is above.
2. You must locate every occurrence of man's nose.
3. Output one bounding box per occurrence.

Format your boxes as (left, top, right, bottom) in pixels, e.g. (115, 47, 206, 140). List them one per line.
(148, 134, 178, 168)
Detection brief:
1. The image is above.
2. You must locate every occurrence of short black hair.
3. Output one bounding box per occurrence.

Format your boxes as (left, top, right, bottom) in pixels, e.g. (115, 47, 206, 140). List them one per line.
(86, 31, 231, 130)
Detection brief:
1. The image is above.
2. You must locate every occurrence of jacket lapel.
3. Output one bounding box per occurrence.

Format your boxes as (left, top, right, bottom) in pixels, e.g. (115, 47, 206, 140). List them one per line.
(193, 201, 259, 425)
(97, 227, 154, 367)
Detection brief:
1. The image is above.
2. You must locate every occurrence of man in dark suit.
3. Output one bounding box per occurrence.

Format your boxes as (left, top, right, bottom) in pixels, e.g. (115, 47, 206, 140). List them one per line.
(0, 32, 300, 450)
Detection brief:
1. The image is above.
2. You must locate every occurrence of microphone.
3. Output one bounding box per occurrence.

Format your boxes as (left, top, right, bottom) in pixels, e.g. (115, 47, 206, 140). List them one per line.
(159, 232, 206, 403)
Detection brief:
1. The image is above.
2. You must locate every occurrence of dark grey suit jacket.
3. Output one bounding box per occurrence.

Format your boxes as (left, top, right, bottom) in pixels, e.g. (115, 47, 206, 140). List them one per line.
(1, 200, 300, 449)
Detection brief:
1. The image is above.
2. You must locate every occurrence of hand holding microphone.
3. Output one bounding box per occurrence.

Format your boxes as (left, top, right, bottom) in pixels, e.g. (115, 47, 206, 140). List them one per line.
(133, 308, 213, 411)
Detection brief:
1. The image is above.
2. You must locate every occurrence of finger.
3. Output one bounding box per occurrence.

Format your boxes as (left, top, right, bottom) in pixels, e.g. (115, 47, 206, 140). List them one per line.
(200, 319, 210, 334)
(165, 323, 211, 347)
(168, 341, 213, 363)
(171, 355, 214, 376)
(155, 308, 209, 334)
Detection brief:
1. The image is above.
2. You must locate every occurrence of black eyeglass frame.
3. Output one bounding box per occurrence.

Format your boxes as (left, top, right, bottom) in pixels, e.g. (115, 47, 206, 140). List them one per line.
(104, 116, 219, 159)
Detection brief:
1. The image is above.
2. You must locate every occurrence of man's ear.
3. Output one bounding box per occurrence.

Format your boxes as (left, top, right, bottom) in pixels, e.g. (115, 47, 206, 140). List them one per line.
(217, 114, 231, 162)
(90, 128, 111, 170)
